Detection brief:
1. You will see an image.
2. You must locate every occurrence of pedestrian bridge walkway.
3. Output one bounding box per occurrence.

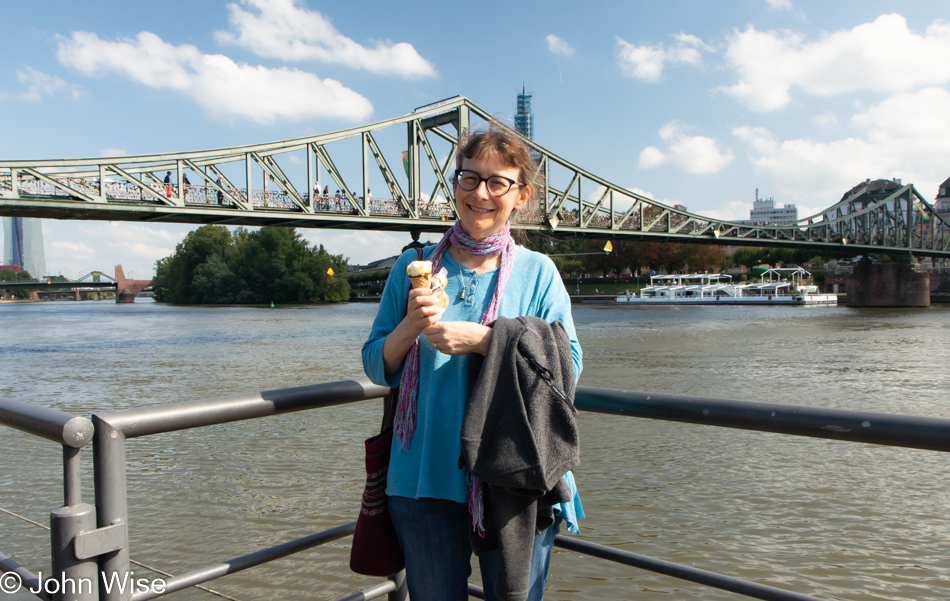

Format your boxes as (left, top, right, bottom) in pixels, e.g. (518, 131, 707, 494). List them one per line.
(2, 96, 949, 257)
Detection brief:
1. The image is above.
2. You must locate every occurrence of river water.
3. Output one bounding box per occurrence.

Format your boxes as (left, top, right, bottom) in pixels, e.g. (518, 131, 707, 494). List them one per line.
(2, 299, 949, 601)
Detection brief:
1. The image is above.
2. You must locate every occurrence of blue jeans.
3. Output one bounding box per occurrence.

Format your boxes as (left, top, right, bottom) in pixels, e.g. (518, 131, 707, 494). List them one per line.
(388, 496, 556, 601)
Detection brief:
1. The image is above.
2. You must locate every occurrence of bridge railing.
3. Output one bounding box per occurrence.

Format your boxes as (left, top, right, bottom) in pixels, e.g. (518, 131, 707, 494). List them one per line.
(3, 381, 950, 601)
(5, 170, 950, 256)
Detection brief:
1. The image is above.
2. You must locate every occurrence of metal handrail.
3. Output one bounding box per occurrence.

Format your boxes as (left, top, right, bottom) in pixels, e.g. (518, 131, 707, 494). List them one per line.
(574, 386, 950, 452)
(0, 552, 51, 601)
(131, 524, 358, 601)
(0, 396, 93, 448)
(4, 380, 950, 600)
(552, 536, 820, 601)
(92, 380, 389, 438)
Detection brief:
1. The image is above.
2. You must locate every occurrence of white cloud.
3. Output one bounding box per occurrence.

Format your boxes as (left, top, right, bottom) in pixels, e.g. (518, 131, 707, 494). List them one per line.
(721, 14, 950, 111)
(704, 201, 753, 222)
(795, 204, 823, 219)
(99, 148, 128, 157)
(765, 0, 792, 10)
(56, 31, 373, 124)
(733, 87, 950, 209)
(42, 221, 193, 279)
(581, 186, 689, 214)
(17, 66, 83, 101)
(215, 0, 435, 79)
(299, 230, 410, 265)
(626, 187, 655, 200)
(734, 125, 885, 205)
(546, 35, 575, 57)
(50, 240, 95, 257)
(616, 33, 708, 82)
(88, 222, 185, 260)
(638, 146, 667, 169)
(639, 121, 734, 174)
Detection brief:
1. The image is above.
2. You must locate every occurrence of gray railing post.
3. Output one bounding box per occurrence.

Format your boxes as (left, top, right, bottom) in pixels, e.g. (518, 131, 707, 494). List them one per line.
(92, 415, 131, 601)
(50, 502, 98, 601)
(387, 571, 406, 601)
(48, 444, 98, 601)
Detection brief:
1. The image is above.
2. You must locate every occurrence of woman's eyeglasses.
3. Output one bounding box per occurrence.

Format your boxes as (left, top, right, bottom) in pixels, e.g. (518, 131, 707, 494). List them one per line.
(454, 169, 521, 197)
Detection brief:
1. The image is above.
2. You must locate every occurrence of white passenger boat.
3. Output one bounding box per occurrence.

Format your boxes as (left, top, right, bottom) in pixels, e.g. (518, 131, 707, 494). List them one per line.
(614, 268, 838, 305)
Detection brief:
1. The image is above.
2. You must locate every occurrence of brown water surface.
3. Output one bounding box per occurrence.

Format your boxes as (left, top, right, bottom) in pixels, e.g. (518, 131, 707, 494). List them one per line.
(2, 300, 949, 600)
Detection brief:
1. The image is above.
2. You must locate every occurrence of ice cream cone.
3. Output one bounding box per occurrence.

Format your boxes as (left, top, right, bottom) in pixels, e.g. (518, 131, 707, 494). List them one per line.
(407, 260, 433, 290)
(409, 274, 430, 289)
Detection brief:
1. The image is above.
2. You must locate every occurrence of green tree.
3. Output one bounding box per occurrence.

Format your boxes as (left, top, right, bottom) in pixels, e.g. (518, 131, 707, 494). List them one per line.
(192, 254, 243, 303)
(154, 225, 349, 304)
(0, 269, 34, 299)
(676, 244, 726, 272)
(0, 268, 33, 282)
(154, 225, 233, 303)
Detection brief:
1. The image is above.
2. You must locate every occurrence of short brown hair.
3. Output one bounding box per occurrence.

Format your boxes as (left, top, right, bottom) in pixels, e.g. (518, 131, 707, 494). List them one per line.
(457, 122, 540, 220)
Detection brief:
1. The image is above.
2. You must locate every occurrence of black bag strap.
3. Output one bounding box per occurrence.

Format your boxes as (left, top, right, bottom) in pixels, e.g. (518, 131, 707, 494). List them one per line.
(381, 245, 426, 432)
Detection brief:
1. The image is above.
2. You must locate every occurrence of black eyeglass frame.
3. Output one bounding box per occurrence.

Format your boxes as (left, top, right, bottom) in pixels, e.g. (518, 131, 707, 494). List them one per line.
(453, 169, 522, 197)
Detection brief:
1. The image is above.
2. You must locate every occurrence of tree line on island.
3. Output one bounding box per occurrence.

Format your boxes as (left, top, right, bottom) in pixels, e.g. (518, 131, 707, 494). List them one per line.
(153, 225, 348, 304)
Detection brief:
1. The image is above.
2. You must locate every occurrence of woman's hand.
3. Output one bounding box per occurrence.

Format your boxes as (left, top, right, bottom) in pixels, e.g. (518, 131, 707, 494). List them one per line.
(406, 287, 443, 335)
(423, 321, 492, 356)
(382, 288, 444, 377)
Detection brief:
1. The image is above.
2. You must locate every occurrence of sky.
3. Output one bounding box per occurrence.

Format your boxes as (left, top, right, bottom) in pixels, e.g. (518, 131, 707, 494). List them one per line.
(1, 0, 949, 279)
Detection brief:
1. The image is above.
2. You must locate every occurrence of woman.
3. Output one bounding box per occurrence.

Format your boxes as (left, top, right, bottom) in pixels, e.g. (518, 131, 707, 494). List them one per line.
(362, 125, 582, 601)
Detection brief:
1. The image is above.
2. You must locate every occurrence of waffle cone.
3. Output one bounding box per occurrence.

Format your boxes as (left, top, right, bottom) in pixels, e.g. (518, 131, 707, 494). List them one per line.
(409, 274, 430, 289)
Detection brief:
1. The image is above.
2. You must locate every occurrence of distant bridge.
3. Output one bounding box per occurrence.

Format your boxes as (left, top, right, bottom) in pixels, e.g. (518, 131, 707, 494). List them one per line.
(2, 96, 948, 257)
(1, 266, 150, 302)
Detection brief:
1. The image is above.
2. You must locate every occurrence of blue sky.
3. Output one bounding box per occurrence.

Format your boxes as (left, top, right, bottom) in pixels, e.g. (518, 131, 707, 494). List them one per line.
(2, 0, 949, 278)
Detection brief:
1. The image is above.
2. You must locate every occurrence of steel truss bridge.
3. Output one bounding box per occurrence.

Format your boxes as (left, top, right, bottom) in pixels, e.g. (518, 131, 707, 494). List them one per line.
(0, 270, 117, 291)
(2, 96, 949, 257)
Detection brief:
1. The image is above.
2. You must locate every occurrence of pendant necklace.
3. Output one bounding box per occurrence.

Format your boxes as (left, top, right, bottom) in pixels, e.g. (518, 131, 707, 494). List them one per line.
(454, 247, 479, 301)
(459, 262, 478, 300)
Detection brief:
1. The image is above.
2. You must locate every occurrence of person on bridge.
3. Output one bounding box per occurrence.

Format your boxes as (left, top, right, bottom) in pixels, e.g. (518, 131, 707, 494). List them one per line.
(363, 124, 583, 601)
(182, 173, 191, 202)
(164, 171, 173, 198)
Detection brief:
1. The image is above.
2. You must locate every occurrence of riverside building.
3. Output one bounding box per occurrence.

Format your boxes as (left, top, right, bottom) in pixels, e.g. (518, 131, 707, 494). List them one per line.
(936, 176, 950, 217)
(735, 189, 798, 225)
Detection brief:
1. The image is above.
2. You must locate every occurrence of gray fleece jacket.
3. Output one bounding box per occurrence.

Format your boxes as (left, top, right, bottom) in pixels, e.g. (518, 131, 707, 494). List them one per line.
(461, 316, 580, 601)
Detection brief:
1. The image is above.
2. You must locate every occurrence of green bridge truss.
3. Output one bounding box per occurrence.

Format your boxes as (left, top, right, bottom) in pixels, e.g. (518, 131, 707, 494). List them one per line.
(2, 96, 948, 257)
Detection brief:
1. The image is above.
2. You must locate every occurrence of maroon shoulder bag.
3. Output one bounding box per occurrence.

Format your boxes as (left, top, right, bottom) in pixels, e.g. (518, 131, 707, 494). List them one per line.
(349, 247, 424, 576)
